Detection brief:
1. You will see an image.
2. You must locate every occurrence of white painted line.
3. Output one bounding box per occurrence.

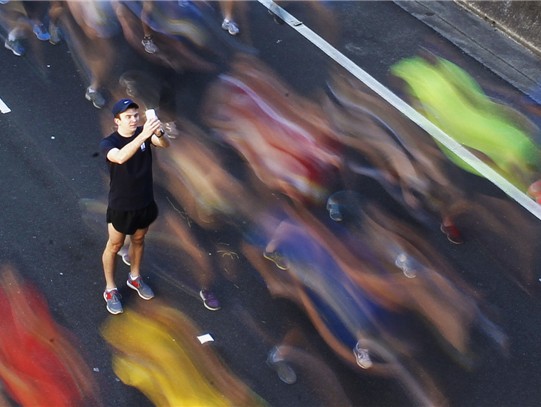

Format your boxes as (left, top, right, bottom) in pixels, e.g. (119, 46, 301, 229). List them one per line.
(0, 97, 11, 114)
(259, 0, 541, 220)
(197, 333, 214, 344)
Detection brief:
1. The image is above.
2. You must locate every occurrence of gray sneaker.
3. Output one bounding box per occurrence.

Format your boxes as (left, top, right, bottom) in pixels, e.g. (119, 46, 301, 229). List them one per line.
(221, 19, 239, 36)
(326, 201, 343, 222)
(267, 347, 297, 384)
(118, 74, 138, 98)
(4, 38, 25, 57)
(127, 275, 155, 300)
(103, 289, 123, 315)
(85, 87, 105, 109)
(117, 247, 131, 266)
(141, 35, 159, 53)
(353, 342, 373, 369)
(394, 252, 417, 279)
(49, 23, 62, 45)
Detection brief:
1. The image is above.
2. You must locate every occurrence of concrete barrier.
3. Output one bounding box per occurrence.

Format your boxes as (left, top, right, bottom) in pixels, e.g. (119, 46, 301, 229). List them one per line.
(395, 0, 541, 103)
(457, 0, 541, 56)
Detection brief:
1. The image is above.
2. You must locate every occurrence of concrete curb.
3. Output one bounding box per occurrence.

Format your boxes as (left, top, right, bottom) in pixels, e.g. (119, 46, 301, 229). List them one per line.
(457, 0, 541, 57)
(394, 1, 541, 104)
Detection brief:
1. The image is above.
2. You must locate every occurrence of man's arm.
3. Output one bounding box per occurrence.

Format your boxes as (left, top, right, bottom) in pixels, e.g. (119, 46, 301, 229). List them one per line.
(107, 119, 161, 164)
(106, 133, 150, 164)
(151, 132, 170, 148)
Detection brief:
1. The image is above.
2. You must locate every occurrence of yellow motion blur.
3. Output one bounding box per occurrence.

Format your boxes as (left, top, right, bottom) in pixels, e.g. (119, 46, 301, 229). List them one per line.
(101, 301, 265, 407)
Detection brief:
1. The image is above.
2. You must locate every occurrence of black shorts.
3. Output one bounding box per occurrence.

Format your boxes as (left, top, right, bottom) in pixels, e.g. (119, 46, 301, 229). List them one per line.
(106, 201, 158, 235)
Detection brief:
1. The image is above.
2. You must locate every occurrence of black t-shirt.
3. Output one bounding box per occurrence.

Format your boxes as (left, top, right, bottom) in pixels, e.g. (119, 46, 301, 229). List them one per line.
(99, 127, 154, 211)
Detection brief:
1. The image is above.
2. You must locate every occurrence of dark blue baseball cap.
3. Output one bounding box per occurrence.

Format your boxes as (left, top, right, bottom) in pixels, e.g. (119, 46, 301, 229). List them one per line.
(111, 98, 139, 116)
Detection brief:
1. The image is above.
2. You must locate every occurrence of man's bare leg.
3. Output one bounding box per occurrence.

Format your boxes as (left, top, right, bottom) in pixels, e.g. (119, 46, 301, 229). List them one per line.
(128, 227, 148, 279)
(102, 223, 126, 290)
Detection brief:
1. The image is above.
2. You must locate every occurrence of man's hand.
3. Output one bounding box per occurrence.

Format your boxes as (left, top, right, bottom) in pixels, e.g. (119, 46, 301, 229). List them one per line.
(142, 117, 162, 139)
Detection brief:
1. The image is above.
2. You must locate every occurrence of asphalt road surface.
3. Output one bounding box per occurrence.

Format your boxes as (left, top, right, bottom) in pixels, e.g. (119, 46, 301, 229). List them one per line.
(1, 1, 540, 406)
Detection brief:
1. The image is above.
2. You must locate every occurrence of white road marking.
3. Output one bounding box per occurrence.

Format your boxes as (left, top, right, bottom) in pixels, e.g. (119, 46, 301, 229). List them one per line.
(0, 97, 11, 114)
(259, 0, 541, 220)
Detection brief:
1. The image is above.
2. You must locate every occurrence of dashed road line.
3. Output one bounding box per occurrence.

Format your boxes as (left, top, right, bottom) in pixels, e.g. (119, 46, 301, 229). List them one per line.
(0, 97, 11, 114)
(258, 0, 541, 221)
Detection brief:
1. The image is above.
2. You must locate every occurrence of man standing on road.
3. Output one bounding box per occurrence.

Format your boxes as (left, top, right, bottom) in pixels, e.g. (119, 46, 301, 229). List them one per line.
(99, 98, 169, 314)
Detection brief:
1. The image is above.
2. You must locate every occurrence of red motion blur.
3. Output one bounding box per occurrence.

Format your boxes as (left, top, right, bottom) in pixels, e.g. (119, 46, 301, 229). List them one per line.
(0, 267, 100, 407)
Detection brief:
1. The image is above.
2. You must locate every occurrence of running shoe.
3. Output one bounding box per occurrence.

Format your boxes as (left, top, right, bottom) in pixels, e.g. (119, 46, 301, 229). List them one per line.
(127, 275, 155, 300)
(141, 35, 158, 54)
(103, 288, 123, 315)
(85, 87, 106, 109)
(118, 74, 138, 98)
(49, 23, 62, 45)
(267, 346, 297, 384)
(117, 248, 131, 266)
(33, 23, 50, 41)
(199, 289, 221, 311)
(221, 19, 239, 36)
(394, 252, 417, 279)
(353, 342, 373, 369)
(4, 39, 25, 57)
(440, 223, 464, 244)
(263, 251, 288, 270)
(327, 201, 343, 221)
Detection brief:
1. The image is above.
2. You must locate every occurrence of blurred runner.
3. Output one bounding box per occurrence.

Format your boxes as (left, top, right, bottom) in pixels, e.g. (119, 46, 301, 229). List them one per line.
(391, 55, 541, 192)
(0, 265, 101, 407)
(219, 0, 239, 36)
(101, 300, 266, 406)
(1, 0, 30, 56)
